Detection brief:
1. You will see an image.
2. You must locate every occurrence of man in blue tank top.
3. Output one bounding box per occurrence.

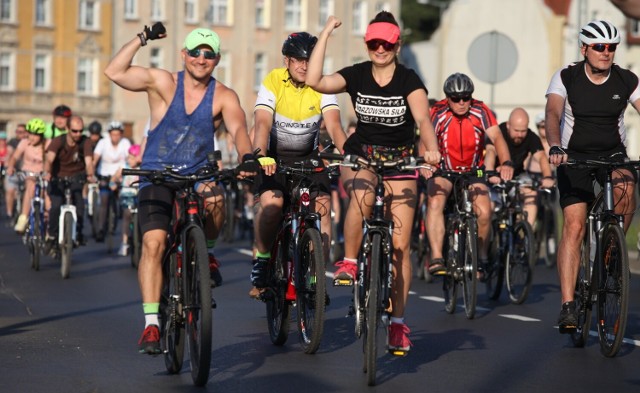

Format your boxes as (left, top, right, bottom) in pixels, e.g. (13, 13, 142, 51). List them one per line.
(105, 23, 257, 355)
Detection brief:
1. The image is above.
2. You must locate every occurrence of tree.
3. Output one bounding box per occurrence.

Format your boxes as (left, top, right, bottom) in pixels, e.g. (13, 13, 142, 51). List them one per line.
(401, 0, 453, 44)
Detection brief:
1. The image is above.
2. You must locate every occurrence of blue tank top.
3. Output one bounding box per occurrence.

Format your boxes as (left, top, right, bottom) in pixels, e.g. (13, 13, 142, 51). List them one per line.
(141, 71, 216, 178)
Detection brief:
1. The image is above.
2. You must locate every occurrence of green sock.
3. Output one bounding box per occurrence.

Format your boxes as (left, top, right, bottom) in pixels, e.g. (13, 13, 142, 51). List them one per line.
(207, 239, 216, 248)
(143, 302, 159, 314)
(256, 251, 271, 259)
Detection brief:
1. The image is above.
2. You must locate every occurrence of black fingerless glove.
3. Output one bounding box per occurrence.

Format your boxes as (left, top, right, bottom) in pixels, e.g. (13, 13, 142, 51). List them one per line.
(237, 154, 260, 173)
(144, 22, 166, 40)
(549, 146, 566, 156)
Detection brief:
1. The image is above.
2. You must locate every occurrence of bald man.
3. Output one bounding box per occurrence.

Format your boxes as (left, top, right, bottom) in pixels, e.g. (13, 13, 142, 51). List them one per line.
(496, 107, 555, 227)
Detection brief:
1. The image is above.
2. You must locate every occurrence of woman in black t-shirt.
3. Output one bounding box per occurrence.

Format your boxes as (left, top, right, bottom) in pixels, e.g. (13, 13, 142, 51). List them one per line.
(307, 11, 440, 353)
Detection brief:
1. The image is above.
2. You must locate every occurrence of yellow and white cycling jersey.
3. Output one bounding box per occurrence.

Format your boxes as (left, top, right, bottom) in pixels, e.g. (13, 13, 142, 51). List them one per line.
(255, 67, 339, 157)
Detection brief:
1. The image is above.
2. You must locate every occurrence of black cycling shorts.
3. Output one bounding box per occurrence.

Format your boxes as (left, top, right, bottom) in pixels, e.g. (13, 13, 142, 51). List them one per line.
(137, 183, 178, 235)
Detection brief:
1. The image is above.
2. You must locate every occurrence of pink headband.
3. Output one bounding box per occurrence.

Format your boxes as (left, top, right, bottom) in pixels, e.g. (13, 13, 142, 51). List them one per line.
(365, 22, 400, 44)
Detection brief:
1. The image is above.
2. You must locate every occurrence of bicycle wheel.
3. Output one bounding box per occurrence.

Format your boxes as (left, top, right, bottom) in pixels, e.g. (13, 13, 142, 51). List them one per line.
(266, 231, 291, 345)
(461, 218, 478, 319)
(31, 206, 42, 271)
(60, 212, 73, 279)
(596, 224, 629, 357)
(571, 233, 593, 347)
(296, 228, 326, 354)
(183, 227, 212, 386)
(506, 220, 535, 304)
(90, 188, 100, 239)
(161, 251, 185, 374)
(364, 233, 384, 386)
(415, 204, 432, 282)
(543, 200, 558, 268)
(443, 224, 458, 314)
(223, 188, 235, 243)
(130, 212, 141, 269)
(485, 222, 504, 300)
(106, 198, 117, 253)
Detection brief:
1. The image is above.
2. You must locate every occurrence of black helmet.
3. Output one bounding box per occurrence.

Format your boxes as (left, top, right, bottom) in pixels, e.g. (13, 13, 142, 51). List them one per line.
(52, 104, 72, 117)
(443, 73, 474, 96)
(281, 32, 317, 58)
(88, 121, 102, 135)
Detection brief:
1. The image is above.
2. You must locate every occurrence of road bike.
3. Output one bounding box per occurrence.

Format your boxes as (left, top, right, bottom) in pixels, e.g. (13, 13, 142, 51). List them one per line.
(258, 157, 329, 354)
(564, 158, 638, 357)
(123, 155, 239, 386)
(485, 177, 536, 304)
(54, 176, 83, 279)
(438, 167, 483, 320)
(20, 172, 46, 271)
(324, 153, 429, 386)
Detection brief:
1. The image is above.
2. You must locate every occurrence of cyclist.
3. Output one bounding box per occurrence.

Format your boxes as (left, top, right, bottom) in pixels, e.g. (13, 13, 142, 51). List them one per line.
(493, 107, 554, 228)
(87, 121, 103, 151)
(112, 144, 141, 256)
(307, 12, 441, 353)
(4, 124, 27, 219)
(5, 118, 47, 233)
(426, 73, 513, 280)
(250, 31, 346, 294)
(44, 105, 72, 140)
(104, 24, 258, 354)
(545, 20, 640, 333)
(93, 121, 131, 242)
(43, 115, 94, 251)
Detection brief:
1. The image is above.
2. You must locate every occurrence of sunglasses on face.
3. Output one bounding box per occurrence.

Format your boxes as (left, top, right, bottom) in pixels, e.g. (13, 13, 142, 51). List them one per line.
(448, 95, 472, 103)
(366, 39, 396, 51)
(589, 43, 617, 53)
(70, 129, 83, 134)
(186, 48, 217, 60)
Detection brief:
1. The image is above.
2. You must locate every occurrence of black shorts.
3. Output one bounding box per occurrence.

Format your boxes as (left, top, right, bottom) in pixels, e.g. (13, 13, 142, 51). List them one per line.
(254, 152, 330, 198)
(137, 183, 179, 235)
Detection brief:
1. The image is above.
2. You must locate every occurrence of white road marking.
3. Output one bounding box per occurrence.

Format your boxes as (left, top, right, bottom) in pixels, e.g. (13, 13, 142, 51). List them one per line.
(499, 314, 540, 322)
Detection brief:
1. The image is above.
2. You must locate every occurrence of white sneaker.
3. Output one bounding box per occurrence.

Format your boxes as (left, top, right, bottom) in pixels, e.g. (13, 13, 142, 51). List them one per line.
(14, 214, 28, 233)
(118, 243, 129, 256)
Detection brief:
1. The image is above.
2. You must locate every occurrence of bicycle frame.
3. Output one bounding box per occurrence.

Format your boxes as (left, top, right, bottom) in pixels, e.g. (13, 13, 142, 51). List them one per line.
(58, 180, 77, 245)
(87, 183, 99, 216)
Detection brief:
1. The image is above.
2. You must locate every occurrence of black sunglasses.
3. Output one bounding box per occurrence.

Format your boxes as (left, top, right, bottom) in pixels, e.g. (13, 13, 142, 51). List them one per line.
(589, 43, 617, 53)
(366, 39, 396, 51)
(448, 95, 472, 103)
(70, 129, 84, 133)
(186, 48, 217, 60)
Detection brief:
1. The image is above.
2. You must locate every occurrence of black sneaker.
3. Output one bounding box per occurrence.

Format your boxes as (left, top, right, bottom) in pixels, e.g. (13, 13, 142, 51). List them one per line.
(138, 325, 162, 355)
(558, 301, 578, 334)
(251, 257, 270, 288)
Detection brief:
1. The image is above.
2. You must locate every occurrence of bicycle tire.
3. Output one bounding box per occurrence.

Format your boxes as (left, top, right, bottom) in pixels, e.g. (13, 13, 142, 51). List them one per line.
(354, 239, 367, 338)
(60, 212, 73, 279)
(443, 222, 458, 314)
(223, 188, 235, 243)
(130, 212, 141, 269)
(506, 220, 535, 304)
(296, 228, 326, 354)
(364, 232, 383, 386)
(571, 234, 593, 347)
(485, 222, 504, 300)
(416, 204, 432, 283)
(31, 205, 42, 271)
(543, 200, 558, 268)
(596, 224, 629, 357)
(90, 188, 100, 239)
(161, 251, 185, 374)
(461, 218, 478, 319)
(106, 198, 116, 253)
(266, 231, 291, 345)
(183, 227, 212, 386)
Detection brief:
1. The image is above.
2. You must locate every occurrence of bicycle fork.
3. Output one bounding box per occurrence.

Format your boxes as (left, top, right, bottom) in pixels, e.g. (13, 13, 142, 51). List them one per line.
(59, 188, 77, 244)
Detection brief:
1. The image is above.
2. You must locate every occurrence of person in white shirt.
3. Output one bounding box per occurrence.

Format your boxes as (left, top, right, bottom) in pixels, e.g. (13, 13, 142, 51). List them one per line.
(93, 121, 131, 242)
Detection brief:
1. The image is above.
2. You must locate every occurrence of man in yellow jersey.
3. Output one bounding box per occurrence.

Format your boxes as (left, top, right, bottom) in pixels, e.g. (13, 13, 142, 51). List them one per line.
(250, 32, 347, 292)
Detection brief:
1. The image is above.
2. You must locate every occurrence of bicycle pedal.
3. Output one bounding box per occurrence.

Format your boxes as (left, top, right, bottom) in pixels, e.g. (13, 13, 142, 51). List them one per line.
(333, 278, 354, 287)
(389, 349, 409, 357)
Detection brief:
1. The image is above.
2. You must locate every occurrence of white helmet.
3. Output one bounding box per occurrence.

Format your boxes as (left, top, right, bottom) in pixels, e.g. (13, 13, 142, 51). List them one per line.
(579, 20, 620, 45)
(107, 121, 124, 132)
(534, 112, 545, 126)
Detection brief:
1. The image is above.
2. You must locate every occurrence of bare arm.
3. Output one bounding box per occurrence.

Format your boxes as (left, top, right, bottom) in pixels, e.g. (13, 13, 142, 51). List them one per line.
(486, 125, 513, 181)
(216, 86, 252, 161)
(306, 16, 348, 94)
(545, 93, 566, 165)
(104, 36, 157, 92)
(322, 109, 346, 153)
(252, 109, 273, 158)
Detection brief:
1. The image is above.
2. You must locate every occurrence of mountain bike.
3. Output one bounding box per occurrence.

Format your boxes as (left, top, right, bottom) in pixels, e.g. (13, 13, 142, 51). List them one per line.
(123, 155, 239, 386)
(531, 173, 558, 268)
(20, 172, 46, 271)
(257, 157, 329, 354)
(323, 153, 430, 386)
(564, 158, 638, 358)
(221, 176, 238, 243)
(412, 187, 432, 282)
(124, 194, 140, 268)
(438, 167, 483, 320)
(97, 175, 119, 253)
(54, 176, 83, 279)
(485, 177, 536, 304)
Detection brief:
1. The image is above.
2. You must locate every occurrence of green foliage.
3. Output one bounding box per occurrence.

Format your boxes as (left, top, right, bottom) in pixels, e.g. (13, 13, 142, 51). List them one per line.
(401, 0, 453, 44)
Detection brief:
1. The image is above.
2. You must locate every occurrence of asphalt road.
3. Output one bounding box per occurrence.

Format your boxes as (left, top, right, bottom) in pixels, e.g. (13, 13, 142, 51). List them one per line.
(1, 220, 640, 393)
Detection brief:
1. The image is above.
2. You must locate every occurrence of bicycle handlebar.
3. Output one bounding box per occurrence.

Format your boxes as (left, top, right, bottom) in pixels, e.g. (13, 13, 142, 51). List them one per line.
(122, 165, 238, 184)
(564, 158, 640, 170)
(318, 152, 433, 172)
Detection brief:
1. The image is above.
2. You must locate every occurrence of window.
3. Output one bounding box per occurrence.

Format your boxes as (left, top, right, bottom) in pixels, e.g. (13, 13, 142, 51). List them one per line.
(284, 0, 302, 30)
(352, 1, 368, 35)
(124, 0, 138, 20)
(0, 0, 14, 22)
(207, 0, 229, 25)
(150, 0, 164, 21)
(77, 57, 95, 94)
(318, 0, 333, 30)
(184, 0, 197, 24)
(150, 47, 162, 69)
(254, 53, 267, 92)
(0, 52, 14, 90)
(255, 0, 269, 28)
(79, 0, 99, 30)
(35, 0, 51, 26)
(213, 51, 230, 86)
(34, 53, 49, 91)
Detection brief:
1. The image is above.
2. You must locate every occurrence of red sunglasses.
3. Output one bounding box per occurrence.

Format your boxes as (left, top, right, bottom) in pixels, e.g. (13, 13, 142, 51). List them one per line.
(588, 43, 617, 53)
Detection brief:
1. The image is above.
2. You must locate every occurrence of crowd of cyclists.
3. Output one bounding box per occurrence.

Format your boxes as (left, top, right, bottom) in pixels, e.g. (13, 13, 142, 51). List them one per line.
(2, 11, 639, 376)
